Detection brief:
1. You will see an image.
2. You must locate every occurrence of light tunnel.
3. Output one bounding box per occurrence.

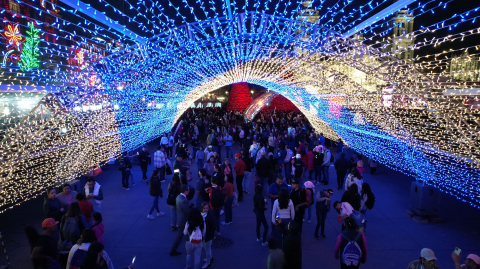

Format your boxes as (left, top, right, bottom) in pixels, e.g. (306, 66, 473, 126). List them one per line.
(1, 5, 480, 212)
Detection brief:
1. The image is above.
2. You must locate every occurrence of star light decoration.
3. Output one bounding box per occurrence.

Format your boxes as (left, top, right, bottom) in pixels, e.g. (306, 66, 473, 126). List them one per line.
(0, 0, 479, 211)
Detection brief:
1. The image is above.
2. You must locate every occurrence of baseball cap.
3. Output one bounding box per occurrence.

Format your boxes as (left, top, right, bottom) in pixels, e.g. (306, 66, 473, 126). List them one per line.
(466, 254, 480, 265)
(234, 153, 241, 158)
(295, 154, 301, 159)
(42, 218, 59, 228)
(420, 248, 437, 261)
(291, 179, 299, 185)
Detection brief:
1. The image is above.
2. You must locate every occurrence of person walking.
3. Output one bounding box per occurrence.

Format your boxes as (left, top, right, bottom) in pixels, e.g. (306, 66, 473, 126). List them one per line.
(147, 170, 165, 220)
(170, 185, 191, 257)
(359, 183, 374, 233)
(160, 133, 169, 157)
(168, 132, 175, 158)
(234, 153, 246, 202)
(222, 174, 235, 225)
(321, 147, 331, 185)
(241, 149, 252, 194)
(168, 174, 183, 231)
(154, 145, 167, 183)
(137, 146, 151, 182)
(184, 208, 206, 269)
(196, 146, 205, 174)
(272, 188, 295, 250)
(201, 202, 216, 269)
(334, 153, 350, 190)
(314, 189, 333, 239)
(256, 151, 272, 196)
(253, 185, 269, 246)
(334, 217, 368, 269)
(368, 159, 377, 175)
(206, 177, 223, 235)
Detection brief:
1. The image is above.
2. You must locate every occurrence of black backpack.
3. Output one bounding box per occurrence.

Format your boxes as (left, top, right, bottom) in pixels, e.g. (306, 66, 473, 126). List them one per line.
(210, 187, 224, 208)
(365, 192, 375, 210)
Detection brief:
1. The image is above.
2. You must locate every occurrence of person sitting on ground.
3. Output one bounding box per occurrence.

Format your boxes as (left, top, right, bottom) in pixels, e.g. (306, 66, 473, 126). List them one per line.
(267, 237, 285, 269)
(407, 248, 439, 269)
(452, 251, 480, 269)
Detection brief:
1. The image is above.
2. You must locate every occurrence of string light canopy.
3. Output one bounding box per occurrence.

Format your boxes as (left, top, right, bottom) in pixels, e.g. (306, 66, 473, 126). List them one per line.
(0, 0, 479, 211)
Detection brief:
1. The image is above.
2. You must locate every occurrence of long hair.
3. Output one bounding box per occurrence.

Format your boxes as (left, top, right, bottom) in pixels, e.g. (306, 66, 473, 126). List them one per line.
(278, 188, 290, 209)
(80, 242, 104, 269)
(347, 183, 359, 195)
(187, 208, 204, 234)
(91, 212, 103, 229)
(151, 169, 159, 180)
(361, 182, 372, 197)
(66, 202, 81, 220)
(350, 167, 362, 179)
(77, 229, 97, 245)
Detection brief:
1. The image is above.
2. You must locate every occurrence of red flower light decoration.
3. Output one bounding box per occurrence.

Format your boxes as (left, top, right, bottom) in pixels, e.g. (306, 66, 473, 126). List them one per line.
(226, 82, 252, 111)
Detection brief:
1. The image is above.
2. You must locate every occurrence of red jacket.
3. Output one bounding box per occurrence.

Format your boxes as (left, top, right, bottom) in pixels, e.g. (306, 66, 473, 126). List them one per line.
(234, 159, 246, 176)
(78, 200, 93, 222)
(306, 151, 315, 171)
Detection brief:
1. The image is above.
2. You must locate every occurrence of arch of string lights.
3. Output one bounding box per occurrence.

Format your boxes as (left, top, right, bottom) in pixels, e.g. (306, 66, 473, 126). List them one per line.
(0, 0, 479, 211)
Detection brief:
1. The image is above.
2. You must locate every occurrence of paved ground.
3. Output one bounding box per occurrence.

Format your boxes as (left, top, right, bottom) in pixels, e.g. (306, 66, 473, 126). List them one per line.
(1, 140, 479, 269)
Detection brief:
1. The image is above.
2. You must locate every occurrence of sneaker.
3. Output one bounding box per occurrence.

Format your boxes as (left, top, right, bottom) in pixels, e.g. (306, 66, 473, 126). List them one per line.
(262, 242, 269, 246)
(125, 188, 130, 190)
(256, 238, 262, 242)
(157, 212, 165, 217)
(201, 263, 211, 269)
(147, 214, 155, 220)
(221, 221, 231, 225)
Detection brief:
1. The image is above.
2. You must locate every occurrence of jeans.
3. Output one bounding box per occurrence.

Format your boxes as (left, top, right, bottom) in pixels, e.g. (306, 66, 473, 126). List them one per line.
(140, 164, 148, 180)
(185, 241, 203, 269)
(243, 171, 250, 193)
(157, 166, 166, 181)
(275, 218, 290, 250)
(128, 170, 134, 185)
(258, 176, 269, 196)
(197, 159, 204, 173)
(192, 147, 198, 161)
(255, 210, 269, 243)
(224, 196, 233, 223)
(122, 172, 129, 188)
(306, 206, 311, 221)
(214, 209, 221, 232)
(322, 165, 330, 183)
(170, 205, 177, 227)
(149, 196, 160, 215)
(314, 166, 322, 183)
(308, 170, 314, 179)
(315, 209, 328, 236)
(203, 240, 213, 265)
(171, 223, 185, 253)
(336, 171, 347, 189)
(236, 175, 244, 199)
(225, 146, 232, 159)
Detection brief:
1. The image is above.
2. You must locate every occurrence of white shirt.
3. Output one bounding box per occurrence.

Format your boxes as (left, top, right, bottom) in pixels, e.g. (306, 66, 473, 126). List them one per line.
(340, 202, 354, 216)
(271, 199, 295, 223)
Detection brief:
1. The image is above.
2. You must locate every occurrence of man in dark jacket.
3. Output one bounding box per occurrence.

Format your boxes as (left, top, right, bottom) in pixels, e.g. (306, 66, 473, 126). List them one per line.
(137, 146, 151, 182)
(201, 202, 216, 268)
(289, 179, 308, 233)
(315, 189, 333, 239)
(170, 185, 190, 256)
(334, 153, 350, 190)
(256, 152, 272, 195)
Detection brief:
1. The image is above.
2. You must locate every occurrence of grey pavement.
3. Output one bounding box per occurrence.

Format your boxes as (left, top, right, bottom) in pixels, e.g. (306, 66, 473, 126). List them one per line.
(1, 140, 479, 269)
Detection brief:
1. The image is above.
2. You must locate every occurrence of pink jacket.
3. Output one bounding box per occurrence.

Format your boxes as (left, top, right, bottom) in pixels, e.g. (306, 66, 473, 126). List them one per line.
(91, 222, 104, 244)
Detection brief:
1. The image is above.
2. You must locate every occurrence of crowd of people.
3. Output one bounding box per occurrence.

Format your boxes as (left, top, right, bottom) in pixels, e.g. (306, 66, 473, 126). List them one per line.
(33, 107, 480, 269)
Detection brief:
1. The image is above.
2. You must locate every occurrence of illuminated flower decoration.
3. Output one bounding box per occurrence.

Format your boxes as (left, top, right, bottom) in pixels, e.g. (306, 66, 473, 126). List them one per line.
(1, 23, 25, 50)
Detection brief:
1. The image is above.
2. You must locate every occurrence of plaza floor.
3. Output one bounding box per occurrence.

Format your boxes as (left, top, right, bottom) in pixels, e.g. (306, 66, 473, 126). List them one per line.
(1, 140, 479, 269)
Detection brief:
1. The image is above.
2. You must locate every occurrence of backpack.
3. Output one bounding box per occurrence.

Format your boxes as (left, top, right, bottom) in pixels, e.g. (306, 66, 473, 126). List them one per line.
(62, 217, 80, 242)
(306, 188, 314, 207)
(341, 233, 363, 266)
(186, 185, 195, 201)
(189, 226, 203, 244)
(365, 192, 375, 210)
(210, 187, 224, 208)
(69, 249, 88, 269)
(166, 183, 177, 206)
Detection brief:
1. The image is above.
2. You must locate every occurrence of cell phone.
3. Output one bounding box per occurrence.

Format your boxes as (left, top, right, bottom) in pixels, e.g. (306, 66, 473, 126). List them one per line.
(454, 247, 461, 255)
(132, 256, 136, 263)
(275, 213, 280, 221)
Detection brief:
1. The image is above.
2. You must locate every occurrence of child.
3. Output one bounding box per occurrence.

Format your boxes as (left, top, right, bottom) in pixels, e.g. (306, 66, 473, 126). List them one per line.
(195, 145, 205, 173)
(91, 212, 104, 244)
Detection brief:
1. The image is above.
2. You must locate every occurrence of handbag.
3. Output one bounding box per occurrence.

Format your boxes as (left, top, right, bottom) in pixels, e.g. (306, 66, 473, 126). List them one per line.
(92, 165, 102, 177)
(166, 165, 173, 175)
